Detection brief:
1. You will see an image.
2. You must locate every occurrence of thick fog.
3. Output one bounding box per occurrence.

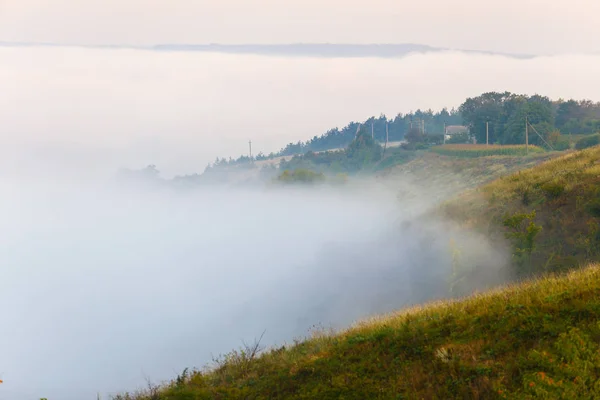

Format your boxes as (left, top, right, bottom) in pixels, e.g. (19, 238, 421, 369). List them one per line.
(2, 46, 600, 177)
(0, 176, 508, 399)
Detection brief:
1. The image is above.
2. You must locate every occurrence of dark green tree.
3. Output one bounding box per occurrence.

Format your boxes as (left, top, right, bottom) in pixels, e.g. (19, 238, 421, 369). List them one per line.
(503, 99, 554, 145)
(405, 127, 425, 144)
(460, 92, 514, 144)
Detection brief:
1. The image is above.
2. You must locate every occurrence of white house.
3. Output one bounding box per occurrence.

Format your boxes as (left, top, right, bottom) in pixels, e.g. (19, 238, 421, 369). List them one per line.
(444, 125, 470, 141)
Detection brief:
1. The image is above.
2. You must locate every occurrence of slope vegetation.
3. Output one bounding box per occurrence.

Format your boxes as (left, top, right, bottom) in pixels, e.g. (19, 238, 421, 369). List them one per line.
(378, 151, 558, 202)
(443, 146, 600, 275)
(117, 264, 600, 400)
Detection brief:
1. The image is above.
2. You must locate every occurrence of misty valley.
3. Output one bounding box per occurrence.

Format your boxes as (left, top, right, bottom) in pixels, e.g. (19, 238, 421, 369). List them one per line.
(2, 38, 600, 399)
(0, 170, 509, 399)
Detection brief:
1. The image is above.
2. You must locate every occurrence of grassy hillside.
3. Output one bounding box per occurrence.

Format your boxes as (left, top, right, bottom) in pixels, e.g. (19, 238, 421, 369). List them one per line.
(443, 146, 600, 276)
(116, 264, 600, 400)
(377, 151, 559, 203)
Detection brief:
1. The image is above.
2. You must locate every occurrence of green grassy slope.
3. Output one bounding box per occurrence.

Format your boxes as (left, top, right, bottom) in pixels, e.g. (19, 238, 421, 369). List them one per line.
(117, 265, 600, 400)
(443, 146, 600, 275)
(377, 151, 559, 203)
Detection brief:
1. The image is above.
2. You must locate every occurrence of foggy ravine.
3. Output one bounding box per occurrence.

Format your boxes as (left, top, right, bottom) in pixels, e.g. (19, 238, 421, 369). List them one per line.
(0, 175, 508, 399)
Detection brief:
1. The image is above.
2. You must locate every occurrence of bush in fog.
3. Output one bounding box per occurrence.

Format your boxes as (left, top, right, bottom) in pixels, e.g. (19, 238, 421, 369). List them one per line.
(276, 169, 326, 184)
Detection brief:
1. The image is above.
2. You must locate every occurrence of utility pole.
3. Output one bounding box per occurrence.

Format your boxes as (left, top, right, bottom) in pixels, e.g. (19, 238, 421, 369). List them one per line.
(486, 121, 489, 146)
(371, 121, 374, 139)
(386, 121, 389, 146)
(525, 116, 529, 155)
(383, 121, 389, 155)
(422, 119, 425, 135)
(249, 140, 252, 159)
(443, 122, 446, 144)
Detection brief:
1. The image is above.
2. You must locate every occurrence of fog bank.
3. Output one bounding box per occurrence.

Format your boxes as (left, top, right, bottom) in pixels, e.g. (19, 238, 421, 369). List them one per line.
(0, 178, 508, 399)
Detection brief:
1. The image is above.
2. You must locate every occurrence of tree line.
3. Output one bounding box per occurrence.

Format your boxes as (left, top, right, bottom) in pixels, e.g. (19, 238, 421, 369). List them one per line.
(460, 92, 600, 146)
(201, 91, 600, 173)
(204, 108, 461, 173)
(278, 108, 462, 156)
(279, 126, 385, 174)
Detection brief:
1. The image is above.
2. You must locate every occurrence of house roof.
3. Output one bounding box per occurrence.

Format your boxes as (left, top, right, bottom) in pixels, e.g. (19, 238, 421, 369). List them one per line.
(445, 125, 469, 134)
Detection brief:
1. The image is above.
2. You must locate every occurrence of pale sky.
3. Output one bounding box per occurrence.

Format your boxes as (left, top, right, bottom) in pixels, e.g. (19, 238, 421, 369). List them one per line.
(1, 0, 599, 54)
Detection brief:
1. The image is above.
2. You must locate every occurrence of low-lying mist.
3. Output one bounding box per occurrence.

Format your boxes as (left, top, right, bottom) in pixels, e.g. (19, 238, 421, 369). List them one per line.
(0, 176, 508, 399)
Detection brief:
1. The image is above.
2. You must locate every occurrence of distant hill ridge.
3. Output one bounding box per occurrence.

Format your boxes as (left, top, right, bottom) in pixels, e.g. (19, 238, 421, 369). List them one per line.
(0, 42, 535, 59)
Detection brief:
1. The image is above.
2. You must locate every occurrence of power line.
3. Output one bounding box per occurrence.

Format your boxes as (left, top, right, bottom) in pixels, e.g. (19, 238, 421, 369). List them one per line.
(527, 119, 555, 151)
(525, 116, 529, 155)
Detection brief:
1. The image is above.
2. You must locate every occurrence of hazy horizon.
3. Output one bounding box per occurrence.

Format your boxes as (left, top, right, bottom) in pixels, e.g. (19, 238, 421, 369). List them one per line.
(0, 42, 537, 58)
(2, 45, 600, 178)
(2, 0, 600, 55)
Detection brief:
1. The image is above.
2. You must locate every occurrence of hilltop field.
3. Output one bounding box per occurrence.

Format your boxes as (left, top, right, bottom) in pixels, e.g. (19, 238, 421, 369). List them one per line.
(116, 145, 600, 400)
